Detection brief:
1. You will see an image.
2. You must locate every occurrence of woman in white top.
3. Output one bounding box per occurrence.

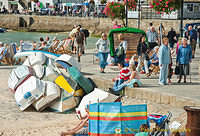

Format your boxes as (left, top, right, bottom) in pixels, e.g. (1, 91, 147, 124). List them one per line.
(96, 33, 110, 73)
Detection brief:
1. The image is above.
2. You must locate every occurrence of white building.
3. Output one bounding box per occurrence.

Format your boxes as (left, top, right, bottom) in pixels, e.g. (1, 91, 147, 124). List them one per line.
(31, 0, 54, 12)
(0, 0, 24, 11)
(0, 0, 9, 9)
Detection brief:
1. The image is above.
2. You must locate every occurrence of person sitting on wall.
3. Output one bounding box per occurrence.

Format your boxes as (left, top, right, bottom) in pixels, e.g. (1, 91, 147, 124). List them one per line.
(109, 62, 131, 95)
(109, 64, 141, 95)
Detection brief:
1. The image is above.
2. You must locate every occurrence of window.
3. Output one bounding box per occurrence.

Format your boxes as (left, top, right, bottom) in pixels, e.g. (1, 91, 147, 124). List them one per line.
(46, 3, 50, 8)
(0, 2, 3, 7)
(187, 4, 193, 12)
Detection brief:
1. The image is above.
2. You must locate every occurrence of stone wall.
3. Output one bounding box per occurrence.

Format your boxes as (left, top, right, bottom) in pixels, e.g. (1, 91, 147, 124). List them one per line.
(92, 78, 200, 108)
(0, 14, 200, 35)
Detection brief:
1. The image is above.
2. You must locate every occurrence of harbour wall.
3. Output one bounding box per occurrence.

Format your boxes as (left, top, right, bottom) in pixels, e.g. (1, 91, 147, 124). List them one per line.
(1, 14, 200, 35)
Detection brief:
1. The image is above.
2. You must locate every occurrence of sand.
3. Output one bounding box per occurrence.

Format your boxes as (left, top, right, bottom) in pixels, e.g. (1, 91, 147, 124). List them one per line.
(0, 68, 79, 136)
(0, 64, 187, 136)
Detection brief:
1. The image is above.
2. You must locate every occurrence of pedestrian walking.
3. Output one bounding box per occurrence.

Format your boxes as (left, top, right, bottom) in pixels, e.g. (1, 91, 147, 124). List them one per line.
(147, 26, 158, 51)
(96, 33, 109, 73)
(158, 37, 170, 85)
(167, 27, 177, 49)
(136, 35, 150, 77)
(75, 26, 85, 62)
(176, 38, 192, 84)
(188, 25, 197, 58)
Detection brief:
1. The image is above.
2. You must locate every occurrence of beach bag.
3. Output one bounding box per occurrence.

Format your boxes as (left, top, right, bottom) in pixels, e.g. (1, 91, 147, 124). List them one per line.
(32, 81, 60, 111)
(15, 76, 46, 111)
(175, 65, 179, 75)
(68, 66, 93, 94)
(89, 102, 147, 135)
(116, 44, 124, 57)
(48, 89, 80, 113)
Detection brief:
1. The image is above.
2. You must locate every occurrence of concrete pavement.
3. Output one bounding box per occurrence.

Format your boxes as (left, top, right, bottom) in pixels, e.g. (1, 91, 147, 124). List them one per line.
(80, 44, 200, 108)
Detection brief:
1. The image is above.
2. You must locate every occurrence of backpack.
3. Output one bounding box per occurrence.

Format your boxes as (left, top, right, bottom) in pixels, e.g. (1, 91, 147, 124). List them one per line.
(81, 29, 90, 37)
(75, 31, 84, 44)
(116, 44, 124, 57)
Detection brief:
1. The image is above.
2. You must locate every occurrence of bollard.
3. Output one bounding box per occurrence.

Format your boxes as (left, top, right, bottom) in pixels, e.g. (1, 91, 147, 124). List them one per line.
(184, 106, 200, 136)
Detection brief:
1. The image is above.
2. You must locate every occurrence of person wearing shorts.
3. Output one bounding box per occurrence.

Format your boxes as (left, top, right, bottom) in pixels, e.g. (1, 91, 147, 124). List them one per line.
(75, 26, 85, 62)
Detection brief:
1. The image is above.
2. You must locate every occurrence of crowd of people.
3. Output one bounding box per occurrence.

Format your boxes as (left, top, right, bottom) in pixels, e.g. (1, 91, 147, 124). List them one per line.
(59, 22, 196, 136)
(93, 21, 198, 96)
(0, 3, 105, 17)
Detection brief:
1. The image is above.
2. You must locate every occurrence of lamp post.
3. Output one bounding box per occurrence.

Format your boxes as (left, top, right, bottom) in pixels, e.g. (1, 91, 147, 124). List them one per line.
(126, 0, 128, 27)
(180, 0, 183, 37)
(138, 0, 140, 29)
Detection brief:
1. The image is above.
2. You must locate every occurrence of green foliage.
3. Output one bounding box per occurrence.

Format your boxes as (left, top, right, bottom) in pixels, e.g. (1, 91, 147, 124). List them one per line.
(103, 2, 126, 25)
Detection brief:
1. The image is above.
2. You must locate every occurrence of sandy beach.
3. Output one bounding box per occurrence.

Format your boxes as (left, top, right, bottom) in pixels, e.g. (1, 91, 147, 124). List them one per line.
(0, 66, 187, 136)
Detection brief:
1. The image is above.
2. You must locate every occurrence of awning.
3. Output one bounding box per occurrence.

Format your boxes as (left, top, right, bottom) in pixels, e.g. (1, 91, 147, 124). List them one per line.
(9, 1, 18, 4)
